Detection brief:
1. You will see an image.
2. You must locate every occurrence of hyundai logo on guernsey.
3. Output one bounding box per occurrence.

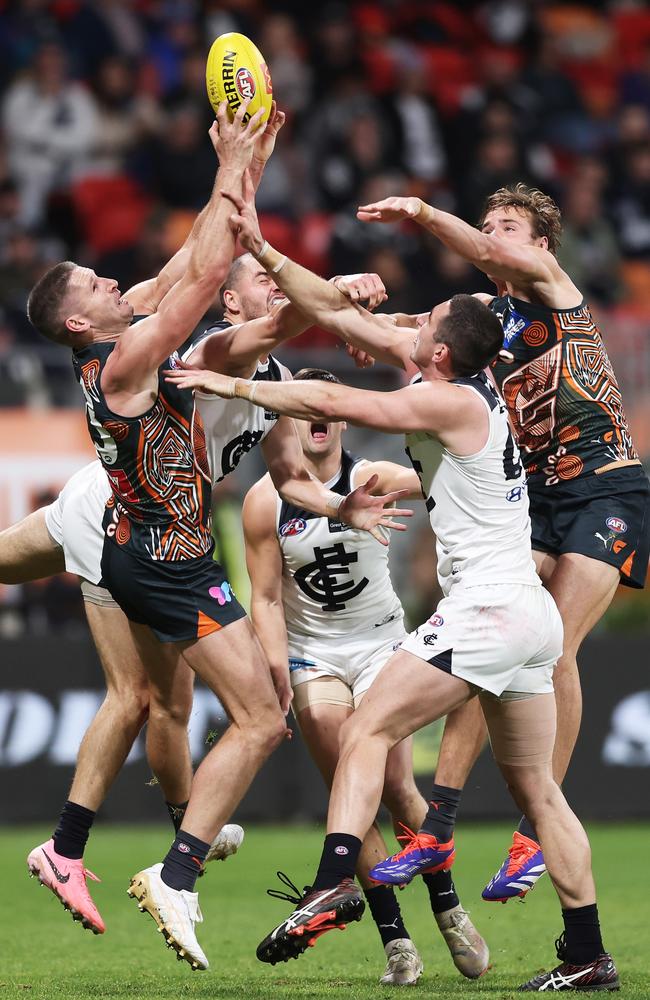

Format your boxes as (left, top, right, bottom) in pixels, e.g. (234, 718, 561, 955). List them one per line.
(428, 614, 444, 627)
(209, 582, 233, 606)
(606, 516, 627, 533)
(506, 486, 524, 502)
(280, 518, 307, 537)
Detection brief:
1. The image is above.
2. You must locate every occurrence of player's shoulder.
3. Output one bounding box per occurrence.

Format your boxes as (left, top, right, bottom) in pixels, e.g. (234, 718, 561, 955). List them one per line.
(243, 473, 276, 523)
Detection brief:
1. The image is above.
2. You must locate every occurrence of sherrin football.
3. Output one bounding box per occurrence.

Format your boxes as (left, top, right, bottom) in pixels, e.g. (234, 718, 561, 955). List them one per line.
(206, 32, 273, 124)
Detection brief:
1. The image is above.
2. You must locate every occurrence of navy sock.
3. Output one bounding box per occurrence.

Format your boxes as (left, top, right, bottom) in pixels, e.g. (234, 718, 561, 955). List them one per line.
(562, 904, 604, 965)
(161, 830, 210, 893)
(365, 886, 409, 946)
(422, 869, 460, 914)
(166, 801, 188, 834)
(420, 783, 461, 842)
(517, 815, 539, 843)
(312, 833, 361, 892)
(53, 800, 95, 860)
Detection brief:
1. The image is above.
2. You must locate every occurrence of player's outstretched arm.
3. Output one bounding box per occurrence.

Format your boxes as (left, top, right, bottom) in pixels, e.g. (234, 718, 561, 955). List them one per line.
(357, 196, 575, 297)
(187, 272, 388, 379)
(242, 476, 293, 715)
(260, 417, 413, 545)
(103, 101, 264, 396)
(356, 460, 424, 501)
(223, 179, 415, 371)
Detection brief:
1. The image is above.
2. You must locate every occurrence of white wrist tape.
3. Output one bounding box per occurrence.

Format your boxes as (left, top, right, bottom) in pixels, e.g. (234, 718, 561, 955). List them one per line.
(271, 255, 288, 274)
(254, 239, 269, 260)
(326, 492, 345, 518)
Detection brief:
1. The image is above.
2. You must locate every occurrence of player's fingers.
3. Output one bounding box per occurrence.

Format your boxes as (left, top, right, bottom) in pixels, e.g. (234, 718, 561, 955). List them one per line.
(246, 106, 266, 135)
(369, 526, 389, 546)
(234, 97, 251, 125)
(385, 507, 414, 519)
(221, 189, 245, 209)
(381, 519, 409, 531)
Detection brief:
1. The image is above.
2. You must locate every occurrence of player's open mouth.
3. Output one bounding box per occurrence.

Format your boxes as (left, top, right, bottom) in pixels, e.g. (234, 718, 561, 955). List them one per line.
(310, 423, 328, 442)
(269, 293, 286, 308)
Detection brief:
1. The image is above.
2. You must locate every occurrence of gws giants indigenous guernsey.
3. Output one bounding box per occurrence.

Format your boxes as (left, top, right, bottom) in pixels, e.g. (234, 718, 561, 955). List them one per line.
(490, 295, 638, 488)
(73, 339, 212, 563)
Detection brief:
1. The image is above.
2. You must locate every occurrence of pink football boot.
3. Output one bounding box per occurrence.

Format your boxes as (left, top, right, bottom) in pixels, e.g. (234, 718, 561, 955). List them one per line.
(27, 838, 105, 934)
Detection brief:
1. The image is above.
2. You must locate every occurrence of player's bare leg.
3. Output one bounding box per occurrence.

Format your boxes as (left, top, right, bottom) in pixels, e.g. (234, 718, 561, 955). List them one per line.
(296, 698, 423, 984)
(128, 618, 285, 970)
(381, 732, 489, 978)
(129, 622, 194, 811)
(0, 508, 64, 582)
(535, 551, 619, 785)
(256, 653, 472, 966)
(484, 553, 620, 904)
(481, 692, 618, 991)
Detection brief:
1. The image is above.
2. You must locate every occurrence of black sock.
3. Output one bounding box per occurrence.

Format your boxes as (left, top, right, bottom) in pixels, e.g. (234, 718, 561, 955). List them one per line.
(422, 869, 460, 914)
(518, 815, 539, 842)
(52, 800, 95, 860)
(166, 801, 188, 834)
(420, 783, 462, 842)
(365, 886, 409, 946)
(160, 830, 210, 893)
(312, 833, 362, 892)
(562, 905, 604, 965)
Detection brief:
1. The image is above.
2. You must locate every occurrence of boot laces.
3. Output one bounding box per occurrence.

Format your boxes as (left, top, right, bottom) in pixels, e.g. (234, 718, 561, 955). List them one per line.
(505, 835, 538, 876)
(555, 930, 567, 961)
(266, 871, 311, 906)
(391, 823, 440, 861)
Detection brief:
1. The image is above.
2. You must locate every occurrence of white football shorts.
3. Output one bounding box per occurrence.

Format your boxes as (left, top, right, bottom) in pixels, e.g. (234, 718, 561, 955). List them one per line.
(399, 582, 563, 698)
(44, 460, 111, 586)
(288, 615, 406, 708)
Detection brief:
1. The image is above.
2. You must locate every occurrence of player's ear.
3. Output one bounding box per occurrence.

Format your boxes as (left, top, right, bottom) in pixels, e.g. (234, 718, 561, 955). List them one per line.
(538, 235, 548, 251)
(222, 288, 239, 315)
(65, 313, 90, 334)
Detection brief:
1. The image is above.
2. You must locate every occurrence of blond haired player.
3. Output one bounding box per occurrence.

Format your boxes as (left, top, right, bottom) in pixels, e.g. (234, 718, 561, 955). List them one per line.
(354, 184, 650, 909)
(164, 186, 621, 991)
(243, 367, 488, 985)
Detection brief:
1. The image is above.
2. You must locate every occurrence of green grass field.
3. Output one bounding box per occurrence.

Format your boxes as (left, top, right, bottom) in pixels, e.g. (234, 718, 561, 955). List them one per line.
(1, 823, 648, 999)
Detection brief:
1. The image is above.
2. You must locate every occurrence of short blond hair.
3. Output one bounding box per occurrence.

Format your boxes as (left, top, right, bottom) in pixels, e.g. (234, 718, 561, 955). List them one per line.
(479, 183, 562, 255)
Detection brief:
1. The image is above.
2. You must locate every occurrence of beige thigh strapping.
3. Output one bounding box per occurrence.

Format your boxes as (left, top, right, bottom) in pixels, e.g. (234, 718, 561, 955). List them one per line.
(292, 676, 354, 714)
(480, 691, 556, 767)
(80, 580, 119, 609)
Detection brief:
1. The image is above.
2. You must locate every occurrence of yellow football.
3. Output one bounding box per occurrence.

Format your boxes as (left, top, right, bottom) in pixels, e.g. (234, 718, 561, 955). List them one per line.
(206, 32, 273, 124)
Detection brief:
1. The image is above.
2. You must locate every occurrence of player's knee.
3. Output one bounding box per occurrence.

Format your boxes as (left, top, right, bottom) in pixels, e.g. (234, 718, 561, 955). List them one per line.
(104, 683, 150, 728)
(338, 712, 372, 756)
(148, 696, 191, 729)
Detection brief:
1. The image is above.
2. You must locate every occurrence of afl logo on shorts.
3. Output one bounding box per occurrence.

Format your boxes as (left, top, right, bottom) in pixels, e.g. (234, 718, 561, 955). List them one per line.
(280, 517, 307, 537)
(236, 67, 256, 100)
(606, 516, 627, 534)
(428, 613, 444, 628)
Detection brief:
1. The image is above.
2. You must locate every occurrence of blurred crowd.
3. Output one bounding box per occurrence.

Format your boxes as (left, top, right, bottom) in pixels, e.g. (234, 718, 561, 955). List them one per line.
(0, 0, 649, 410)
(2, 0, 650, 628)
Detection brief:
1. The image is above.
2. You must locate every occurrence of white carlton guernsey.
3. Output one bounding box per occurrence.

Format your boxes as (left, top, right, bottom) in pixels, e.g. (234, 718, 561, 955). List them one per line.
(181, 321, 290, 485)
(277, 450, 404, 639)
(405, 371, 539, 596)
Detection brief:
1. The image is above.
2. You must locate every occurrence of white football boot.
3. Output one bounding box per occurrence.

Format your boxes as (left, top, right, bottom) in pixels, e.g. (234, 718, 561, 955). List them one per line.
(434, 905, 489, 978)
(127, 862, 208, 970)
(205, 823, 244, 864)
(379, 938, 424, 986)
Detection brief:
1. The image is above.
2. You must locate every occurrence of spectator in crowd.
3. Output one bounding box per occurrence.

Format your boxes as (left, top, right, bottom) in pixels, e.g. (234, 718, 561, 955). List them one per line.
(559, 178, 623, 306)
(610, 139, 650, 260)
(2, 42, 98, 227)
(90, 55, 162, 177)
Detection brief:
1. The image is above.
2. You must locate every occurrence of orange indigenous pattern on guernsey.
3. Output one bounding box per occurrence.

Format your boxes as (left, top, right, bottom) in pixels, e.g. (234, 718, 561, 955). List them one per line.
(492, 298, 638, 487)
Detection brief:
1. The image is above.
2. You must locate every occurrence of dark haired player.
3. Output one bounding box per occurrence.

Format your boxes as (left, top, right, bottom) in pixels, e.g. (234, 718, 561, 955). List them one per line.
(355, 187, 649, 922)
(170, 283, 617, 992)
(25, 101, 412, 972)
(242, 368, 488, 985)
